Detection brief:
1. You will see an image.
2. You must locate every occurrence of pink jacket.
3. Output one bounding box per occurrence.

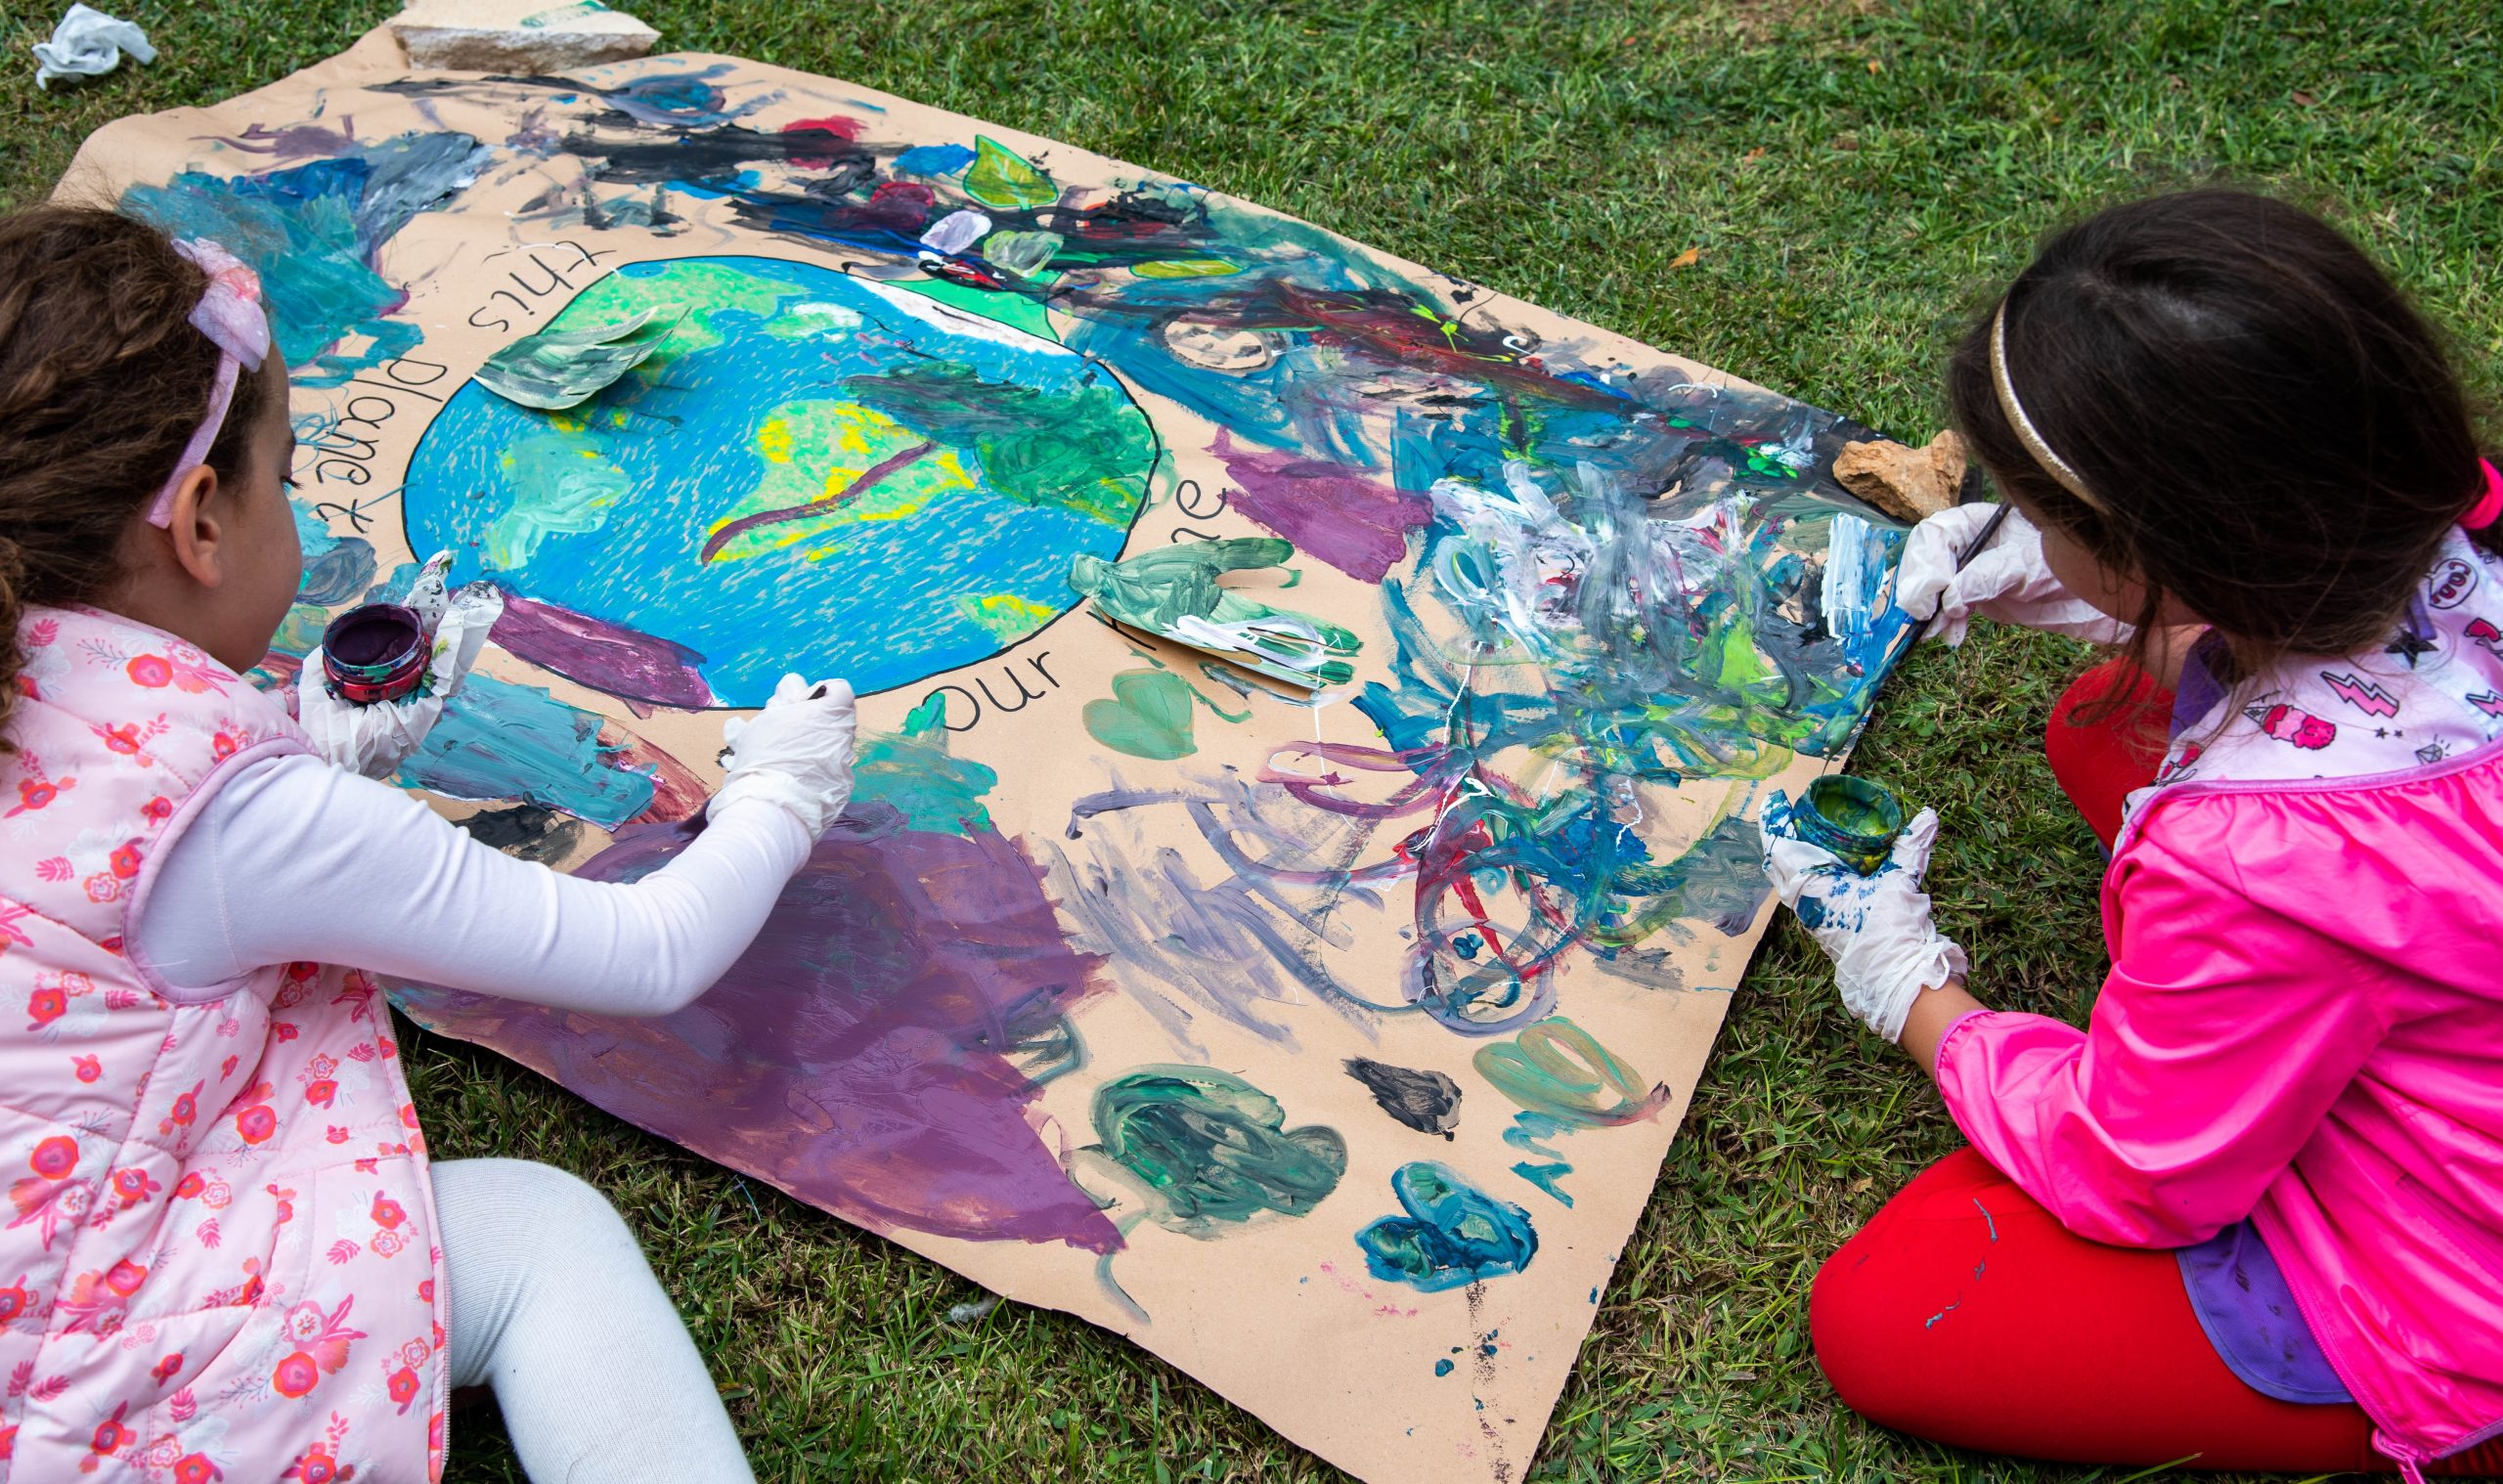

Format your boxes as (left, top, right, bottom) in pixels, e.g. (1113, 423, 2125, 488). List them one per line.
(1937, 530, 2503, 1466)
(0, 607, 447, 1480)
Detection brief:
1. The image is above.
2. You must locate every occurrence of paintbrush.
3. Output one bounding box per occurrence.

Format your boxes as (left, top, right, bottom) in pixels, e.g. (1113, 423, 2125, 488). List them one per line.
(1833, 479, 2013, 757)
(1891, 471, 2013, 651)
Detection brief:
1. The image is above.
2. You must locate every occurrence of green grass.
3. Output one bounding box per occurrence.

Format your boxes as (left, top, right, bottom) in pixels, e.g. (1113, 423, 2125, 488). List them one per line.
(3, 0, 2496, 1477)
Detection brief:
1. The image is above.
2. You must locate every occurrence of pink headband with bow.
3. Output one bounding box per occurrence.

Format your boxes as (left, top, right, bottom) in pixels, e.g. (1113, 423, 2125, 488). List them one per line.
(145, 239, 272, 528)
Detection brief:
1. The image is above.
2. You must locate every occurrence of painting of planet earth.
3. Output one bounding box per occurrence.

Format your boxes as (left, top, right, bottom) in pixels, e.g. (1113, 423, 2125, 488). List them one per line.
(403, 254, 1161, 707)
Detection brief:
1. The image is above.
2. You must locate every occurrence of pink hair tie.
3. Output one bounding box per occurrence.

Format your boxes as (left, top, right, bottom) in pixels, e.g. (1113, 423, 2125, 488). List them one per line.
(144, 239, 272, 528)
(2468, 458, 2503, 533)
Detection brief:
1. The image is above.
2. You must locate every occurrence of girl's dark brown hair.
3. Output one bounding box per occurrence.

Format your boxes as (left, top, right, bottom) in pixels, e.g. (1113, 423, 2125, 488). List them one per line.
(0, 204, 269, 750)
(1949, 188, 2494, 685)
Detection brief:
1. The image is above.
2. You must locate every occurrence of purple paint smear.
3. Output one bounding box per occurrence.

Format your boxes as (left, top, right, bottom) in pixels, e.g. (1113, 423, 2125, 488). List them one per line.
(1210, 429, 1430, 585)
(490, 587, 716, 712)
(393, 803, 1121, 1252)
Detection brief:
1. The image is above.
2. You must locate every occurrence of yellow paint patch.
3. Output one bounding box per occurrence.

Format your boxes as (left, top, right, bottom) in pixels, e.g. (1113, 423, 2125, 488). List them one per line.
(1132, 257, 1242, 279)
(955, 591, 1058, 643)
(758, 416, 795, 464)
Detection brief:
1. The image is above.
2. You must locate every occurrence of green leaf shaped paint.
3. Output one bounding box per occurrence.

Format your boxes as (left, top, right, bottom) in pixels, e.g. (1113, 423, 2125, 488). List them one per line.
(1084, 669, 1197, 760)
(475, 306, 684, 411)
(962, 135, 1059, 211)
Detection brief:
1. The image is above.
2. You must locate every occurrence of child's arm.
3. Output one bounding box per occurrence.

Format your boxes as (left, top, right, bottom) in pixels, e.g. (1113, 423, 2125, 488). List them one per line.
(1895, 977, 1987, 1067)
(1894, 503, 2131, 647)
(131, 753, 814, 1015)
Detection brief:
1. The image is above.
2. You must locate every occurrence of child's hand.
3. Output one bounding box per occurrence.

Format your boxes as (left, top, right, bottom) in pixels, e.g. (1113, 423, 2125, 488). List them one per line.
(710, 674, 857, 839)
(1759, 789, 1969, 1042)
(297, 586, 503, 780)
(1895, 502, 2129, 647)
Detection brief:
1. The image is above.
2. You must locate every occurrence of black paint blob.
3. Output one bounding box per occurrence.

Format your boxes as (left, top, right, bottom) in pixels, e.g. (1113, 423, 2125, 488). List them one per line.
(455, 804, 585, 865)
(1344, 1058, 1463, 1140)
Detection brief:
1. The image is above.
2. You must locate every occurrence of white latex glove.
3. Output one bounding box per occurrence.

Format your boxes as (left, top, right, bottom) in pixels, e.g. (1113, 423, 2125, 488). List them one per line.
(298, 584, 503, 780)
(1760, 790, 1969, 1042)
(710, 674, 857, 839)
(1895, 502, 2131, 647)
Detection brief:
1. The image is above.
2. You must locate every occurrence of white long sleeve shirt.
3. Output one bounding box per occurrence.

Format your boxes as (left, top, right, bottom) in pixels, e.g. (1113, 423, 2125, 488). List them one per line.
(132, 753, 812, 1013)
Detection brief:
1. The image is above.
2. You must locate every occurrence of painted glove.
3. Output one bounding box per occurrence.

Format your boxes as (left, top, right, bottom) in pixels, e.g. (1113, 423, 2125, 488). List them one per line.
(1894, 502, 2130, 647)
(711, 674, 857, 839)
(1759, 790, 1969, 1042)
(298, 581, 504, 780)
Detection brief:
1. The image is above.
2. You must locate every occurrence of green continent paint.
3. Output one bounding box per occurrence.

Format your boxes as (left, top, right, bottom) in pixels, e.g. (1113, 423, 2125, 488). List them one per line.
(1795, 774, 1907, 875)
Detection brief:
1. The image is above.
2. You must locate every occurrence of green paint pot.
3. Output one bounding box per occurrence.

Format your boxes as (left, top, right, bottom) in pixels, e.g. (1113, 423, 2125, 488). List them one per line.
(1795, 775, 1907, 875)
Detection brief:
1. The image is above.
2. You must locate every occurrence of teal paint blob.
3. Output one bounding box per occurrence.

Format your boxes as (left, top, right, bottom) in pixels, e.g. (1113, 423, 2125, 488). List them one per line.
(850, 692, 999, 836)
(1510, 1161, 1574, 1207)
(123, 133, 485, 386)
(1081, 1067, 1347, 1237)
(1354, 1162, 1539, 1292)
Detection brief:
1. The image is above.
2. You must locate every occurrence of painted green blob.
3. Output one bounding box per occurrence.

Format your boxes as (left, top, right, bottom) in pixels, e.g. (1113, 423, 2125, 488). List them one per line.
(982, 229, 1065, 279)
(850, 692, 998, 836)
(1130, 256, 1240, 279)
(894, 271, 1059, 341)
(1083, 1066, 1347, 1236)
(1084, 669, 1197, 760)
(842, 363, 1150, 526)
(483, 430, 631, 568)
(1068, 539, 1361, 687)
(475, 307, 682, 410)
(1472, 1017, 1671, 1128)
(961, 135, 1058, 211)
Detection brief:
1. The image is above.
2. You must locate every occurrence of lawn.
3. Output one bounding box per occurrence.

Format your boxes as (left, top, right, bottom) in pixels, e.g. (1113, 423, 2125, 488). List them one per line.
(3, 0, 2496, 1478)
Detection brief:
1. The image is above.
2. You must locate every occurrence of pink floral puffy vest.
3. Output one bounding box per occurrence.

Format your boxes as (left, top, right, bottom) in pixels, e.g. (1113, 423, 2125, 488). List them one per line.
(0, 607, 446, 1482)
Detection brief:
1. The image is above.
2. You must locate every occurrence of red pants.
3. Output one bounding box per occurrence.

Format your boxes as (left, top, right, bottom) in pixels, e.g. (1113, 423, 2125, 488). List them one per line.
(1811, 664, 2503, 1474)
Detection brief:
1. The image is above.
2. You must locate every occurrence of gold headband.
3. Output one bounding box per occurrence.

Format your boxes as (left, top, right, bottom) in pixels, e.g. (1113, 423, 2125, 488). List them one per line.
(1989, 298, 2107, 512)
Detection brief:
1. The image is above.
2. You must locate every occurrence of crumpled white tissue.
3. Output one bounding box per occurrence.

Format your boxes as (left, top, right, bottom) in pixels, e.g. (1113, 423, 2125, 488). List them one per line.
(32, 5, 154, 90)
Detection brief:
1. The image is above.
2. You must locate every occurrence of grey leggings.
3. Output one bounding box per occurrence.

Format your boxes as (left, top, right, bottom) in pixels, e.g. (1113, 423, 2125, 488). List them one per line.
(436, 1158, 755, 1483)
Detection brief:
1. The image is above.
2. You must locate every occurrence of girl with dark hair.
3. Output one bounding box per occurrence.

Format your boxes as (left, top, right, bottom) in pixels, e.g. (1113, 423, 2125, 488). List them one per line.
(1762, 189, 2503, 1478)
(0, 205, 858, 1479)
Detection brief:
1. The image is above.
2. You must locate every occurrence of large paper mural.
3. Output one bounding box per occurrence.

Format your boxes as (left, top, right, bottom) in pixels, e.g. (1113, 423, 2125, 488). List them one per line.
(72, 29, 1913, 1482)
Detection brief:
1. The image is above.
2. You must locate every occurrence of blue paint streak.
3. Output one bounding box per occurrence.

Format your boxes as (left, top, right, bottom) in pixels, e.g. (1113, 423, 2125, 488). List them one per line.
(400, 672, 657, 828)
(1510, 1161, 1574, 1207)
(894, 144, 977, 176)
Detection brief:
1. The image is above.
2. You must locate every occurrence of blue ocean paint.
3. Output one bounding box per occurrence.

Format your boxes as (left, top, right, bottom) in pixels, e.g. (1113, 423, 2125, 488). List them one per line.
(402, 255, 1157, 706)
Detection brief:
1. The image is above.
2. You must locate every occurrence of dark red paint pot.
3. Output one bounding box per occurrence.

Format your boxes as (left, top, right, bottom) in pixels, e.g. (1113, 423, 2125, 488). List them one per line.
(322, 603, 426, 705)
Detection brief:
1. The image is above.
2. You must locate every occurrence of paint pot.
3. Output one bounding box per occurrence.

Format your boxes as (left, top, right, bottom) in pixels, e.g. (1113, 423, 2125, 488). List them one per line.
(1794, 774, 1907, 875)
(322, 603, 427, 705)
